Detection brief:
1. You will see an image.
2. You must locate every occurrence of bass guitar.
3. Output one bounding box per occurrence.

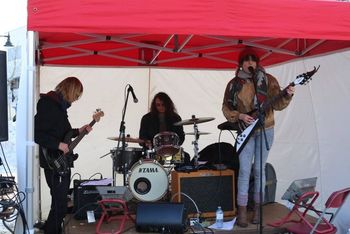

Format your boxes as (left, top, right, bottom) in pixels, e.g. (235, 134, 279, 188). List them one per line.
(42, 109, 104, 176)
(235, 66, 319, 155)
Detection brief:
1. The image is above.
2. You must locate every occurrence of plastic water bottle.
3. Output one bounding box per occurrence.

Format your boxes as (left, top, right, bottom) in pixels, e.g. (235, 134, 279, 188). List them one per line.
(216, 206, 224, 228)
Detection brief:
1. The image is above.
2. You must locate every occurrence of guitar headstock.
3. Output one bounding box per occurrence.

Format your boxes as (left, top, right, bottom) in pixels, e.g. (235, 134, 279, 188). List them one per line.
(294, 65, 320, 86)
(93, 109, 104, 122)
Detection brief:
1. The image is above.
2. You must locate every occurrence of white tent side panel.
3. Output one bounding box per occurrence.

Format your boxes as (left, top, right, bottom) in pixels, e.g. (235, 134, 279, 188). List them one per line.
(34, 50, 350, 231)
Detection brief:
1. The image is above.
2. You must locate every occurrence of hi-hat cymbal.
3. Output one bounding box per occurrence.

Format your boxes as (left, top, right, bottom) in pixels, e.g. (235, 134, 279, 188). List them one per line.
(217, 121, 239, 131)
(185, 132, 211, 135)
(107, 136, 144, 144)
(174, 116, 215, 126)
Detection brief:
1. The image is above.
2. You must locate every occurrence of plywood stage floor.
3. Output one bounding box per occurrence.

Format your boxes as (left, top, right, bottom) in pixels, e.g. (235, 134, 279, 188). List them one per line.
(35, 202, 293, 234)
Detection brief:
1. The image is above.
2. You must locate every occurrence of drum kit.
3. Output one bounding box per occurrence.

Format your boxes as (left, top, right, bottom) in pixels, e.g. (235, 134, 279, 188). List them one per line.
(107, 115, 215, 202)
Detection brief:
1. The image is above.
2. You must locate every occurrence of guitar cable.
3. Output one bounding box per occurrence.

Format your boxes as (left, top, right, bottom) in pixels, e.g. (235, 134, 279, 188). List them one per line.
(70, 172, 82, 181)
(88, 172, 103, 180)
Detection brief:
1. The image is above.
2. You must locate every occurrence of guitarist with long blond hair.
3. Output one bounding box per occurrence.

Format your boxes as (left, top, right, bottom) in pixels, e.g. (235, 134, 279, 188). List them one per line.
(222, 50, 295, 227)
(34, 77, 92, 234)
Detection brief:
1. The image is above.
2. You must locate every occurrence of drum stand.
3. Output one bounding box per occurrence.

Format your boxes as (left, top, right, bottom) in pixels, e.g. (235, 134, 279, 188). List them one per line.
(192, 122, 200, 167)
(174, 114, 215, 169)
(145, 148, 154, 159)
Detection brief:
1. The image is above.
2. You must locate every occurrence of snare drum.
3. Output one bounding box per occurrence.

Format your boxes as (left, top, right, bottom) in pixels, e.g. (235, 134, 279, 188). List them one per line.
(112, 147, 143, 173)
(156, 147, 184, 166)
(153, 131, 180, 156)
(128, 160, 168, 201)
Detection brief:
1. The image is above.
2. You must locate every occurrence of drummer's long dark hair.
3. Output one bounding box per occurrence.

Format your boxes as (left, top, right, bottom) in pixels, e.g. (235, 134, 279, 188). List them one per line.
(150, 92, 177, 116)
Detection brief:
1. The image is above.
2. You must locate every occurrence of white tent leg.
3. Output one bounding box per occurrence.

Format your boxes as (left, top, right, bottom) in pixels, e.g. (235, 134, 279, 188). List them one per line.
(15, 31, 37, 234)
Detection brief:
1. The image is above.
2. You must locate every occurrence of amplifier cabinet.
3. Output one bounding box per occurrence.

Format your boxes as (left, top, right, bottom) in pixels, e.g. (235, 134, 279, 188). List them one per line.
(72, 179, 111, 220)
(171, 169, 236, 218)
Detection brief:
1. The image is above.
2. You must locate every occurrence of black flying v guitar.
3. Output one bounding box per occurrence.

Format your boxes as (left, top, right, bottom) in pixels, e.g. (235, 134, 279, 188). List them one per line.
(235, 66, 319, 155)
(42, 109, 104, 176)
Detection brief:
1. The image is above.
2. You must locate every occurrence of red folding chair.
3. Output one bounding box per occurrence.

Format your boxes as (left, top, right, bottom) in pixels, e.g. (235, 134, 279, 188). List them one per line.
(269, 191, 320, 230)
(307, 187, 350, 234)
(95, 199, 135, 234)
(269, 187, 350, 234)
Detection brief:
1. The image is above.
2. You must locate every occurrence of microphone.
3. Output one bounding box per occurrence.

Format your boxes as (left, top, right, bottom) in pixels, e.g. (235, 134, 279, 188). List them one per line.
(248, 66, 255, 74)
(128, 85, 138, 103)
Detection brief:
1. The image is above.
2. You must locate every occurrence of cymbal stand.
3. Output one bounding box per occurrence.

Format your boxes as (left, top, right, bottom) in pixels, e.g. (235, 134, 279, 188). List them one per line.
(192, 122, 200, 167)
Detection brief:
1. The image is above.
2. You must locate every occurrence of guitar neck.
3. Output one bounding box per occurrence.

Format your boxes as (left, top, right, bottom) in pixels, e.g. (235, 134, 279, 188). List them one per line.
(261, 82, 294, 113)
(68, 119, 96, 151)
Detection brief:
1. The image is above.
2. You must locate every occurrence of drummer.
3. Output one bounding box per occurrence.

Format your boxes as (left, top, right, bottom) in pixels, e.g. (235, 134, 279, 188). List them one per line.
(139, 92, 190, 164)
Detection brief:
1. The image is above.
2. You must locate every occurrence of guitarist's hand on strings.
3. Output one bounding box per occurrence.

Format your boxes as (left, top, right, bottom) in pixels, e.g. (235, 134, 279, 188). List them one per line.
(58, 142, 70, 155)
(239, 113, 255, 125)
(79, 124, 92, 134)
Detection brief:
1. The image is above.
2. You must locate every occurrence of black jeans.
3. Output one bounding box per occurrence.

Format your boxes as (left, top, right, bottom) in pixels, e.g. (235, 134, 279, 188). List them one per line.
(44, 169, 71, 234)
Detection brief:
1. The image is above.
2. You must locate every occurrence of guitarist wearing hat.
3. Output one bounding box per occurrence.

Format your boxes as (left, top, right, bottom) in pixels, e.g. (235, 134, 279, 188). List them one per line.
(34, 77, 92, 234)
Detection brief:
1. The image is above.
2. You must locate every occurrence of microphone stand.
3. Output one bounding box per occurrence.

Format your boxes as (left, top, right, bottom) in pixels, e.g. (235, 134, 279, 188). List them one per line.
(115, 85, 132, 186)
(250, 68, 269, 234)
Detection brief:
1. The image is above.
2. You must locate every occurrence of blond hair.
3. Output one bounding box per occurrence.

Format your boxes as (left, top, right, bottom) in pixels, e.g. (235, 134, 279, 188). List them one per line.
(55, 77, 83, 103)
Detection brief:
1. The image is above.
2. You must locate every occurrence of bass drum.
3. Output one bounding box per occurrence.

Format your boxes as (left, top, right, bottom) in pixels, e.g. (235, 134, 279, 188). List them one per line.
(128, 160, 168, 202)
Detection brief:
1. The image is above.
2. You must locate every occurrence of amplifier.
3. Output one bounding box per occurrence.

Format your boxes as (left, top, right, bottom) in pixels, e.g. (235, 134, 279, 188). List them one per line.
(73, 179, 111, 220)
(171, 169, 236, 218)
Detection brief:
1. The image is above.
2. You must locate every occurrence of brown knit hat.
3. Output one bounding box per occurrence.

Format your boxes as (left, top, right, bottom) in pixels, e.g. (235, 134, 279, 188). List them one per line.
(238, 49, 259, 66)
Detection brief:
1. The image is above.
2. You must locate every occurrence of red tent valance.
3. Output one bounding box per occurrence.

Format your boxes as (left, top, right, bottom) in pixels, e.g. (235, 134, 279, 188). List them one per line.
(28, 0, 350, 68)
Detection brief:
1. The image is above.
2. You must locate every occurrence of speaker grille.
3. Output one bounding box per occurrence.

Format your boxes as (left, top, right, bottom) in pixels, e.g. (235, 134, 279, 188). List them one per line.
(171, 170, 236, 218)
(72, 179, 111, 220)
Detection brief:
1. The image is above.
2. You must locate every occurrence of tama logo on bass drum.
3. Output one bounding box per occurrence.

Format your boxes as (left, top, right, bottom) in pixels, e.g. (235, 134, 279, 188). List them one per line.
(138, 167, 159, 173)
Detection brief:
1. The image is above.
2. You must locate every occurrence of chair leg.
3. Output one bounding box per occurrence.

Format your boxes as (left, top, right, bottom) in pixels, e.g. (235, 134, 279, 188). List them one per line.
(95, 199, 132, 234)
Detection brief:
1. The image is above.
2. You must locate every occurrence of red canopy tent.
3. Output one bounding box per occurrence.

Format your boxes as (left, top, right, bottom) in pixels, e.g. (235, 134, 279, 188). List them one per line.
(27, 0, 350, 69)
(22, 1, 350, 232)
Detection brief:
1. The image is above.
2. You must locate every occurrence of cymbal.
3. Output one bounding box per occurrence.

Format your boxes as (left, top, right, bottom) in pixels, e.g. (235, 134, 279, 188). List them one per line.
(107, 136, 144, 144)
(174, 116, 215, 126)
(217, 121, 239, 131)
(185, 132, 211, 135)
